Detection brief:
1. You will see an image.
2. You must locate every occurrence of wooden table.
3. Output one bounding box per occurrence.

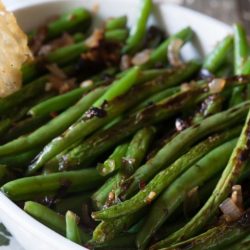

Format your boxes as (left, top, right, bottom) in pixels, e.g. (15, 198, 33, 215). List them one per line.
(184, 0, 238, 24)
(173, 0, 238, 24)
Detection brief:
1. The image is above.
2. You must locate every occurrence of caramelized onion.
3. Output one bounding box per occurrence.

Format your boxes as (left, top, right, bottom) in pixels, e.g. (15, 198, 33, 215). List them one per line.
(46, 64, 67, 79)
(208, 78, 226, 94)
(167, 38, 183, 67)
(231, 185, 243, 209)
(219, 198, 244, 222)
(132, 49, 152, 66)
(85, 29, 104, 48)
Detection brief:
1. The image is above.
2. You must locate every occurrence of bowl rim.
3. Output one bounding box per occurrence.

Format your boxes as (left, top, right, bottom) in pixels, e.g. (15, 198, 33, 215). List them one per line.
(0, 1, 231, 250)
(0, 192, 84, 250)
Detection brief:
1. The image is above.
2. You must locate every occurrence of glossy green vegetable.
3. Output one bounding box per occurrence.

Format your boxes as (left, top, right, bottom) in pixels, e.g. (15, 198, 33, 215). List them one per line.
(123, 0, 152, 53)
(92, 127, 241, 220)
(136, 138, 237, 249)
(46, 8, 92, 39)
(124, 101, 250, 199)
(66, 211, 82, 245)
(28, 61, 200, 174)
(106, 16, 127, 30)
(230, 24, 249, 106)
(24, 201, 90, 243)
(0, 87, 105, 156)
(29, 88, 89, 117)
(2, 168, 104, 201)
(97, 143, 129, 176)
(45, 62, 200, 171)
(203, 35, 233, 73)
(152, 102, 250, 249)
(105, 29, 129, 43)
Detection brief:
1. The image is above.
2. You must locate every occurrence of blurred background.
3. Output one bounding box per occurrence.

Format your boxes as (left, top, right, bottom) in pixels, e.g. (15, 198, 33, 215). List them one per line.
(168, 0, 238, 24)
(160, 0, 250, 34)
(4, 0, 248, 27)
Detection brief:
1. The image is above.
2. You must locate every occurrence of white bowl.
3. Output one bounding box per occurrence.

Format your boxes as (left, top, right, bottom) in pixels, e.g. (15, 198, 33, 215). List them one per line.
(0, 1, 232, 250)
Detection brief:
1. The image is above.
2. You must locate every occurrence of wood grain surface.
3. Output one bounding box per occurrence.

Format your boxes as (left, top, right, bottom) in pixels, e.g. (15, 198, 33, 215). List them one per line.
(167, 0, 239, 24)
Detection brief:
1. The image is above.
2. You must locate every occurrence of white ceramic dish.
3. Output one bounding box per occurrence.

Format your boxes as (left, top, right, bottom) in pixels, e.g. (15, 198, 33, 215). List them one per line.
(0, 1, 232, 250)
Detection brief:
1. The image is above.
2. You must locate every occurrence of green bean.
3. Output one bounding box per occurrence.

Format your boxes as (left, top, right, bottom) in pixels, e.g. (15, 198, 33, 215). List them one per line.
(46, 41, 88, 66)
(193, 95, 224, 123)
(136, 139, 237, 249)
(28, 66, 118, 118)
(203, 35, 234, 73)
(21, 63, 42, 84)
(29, 61, 200, 174)
(46, 8, 92, 40)
(47, 26, 125, 66)
(158, 166, 250, 250)
(106, 16, 127, 30)
(234, 24, 248, 75)
(66, 211, 82, 245)
(49, 87, 201, 174)
(0, 165, 12, 185)
(155, 176, 218, 237)
(215, 63, 234, 78)
(45, 62, 200, 171)
(0, 87, 105, 157)
(92, 211, 142, 244)
(125, 101, 250, 199)
(242, 57, 250, 75)
(2, 115, 50, 142)
(29, 88, 89, 117)
(97, 143, 129, 176)
(24, 201, 66, 236)
(123, 0, 152, 53)
(133, 87, 180, 112)
(230, 24, 249, 106)
(90, 67, 118, 83)
(91, 175, 119, 210)
(24, 201, 90, 243)
(55, 193, 91, 216)
(0, 119, 11, 138)
(92, 126, 241, 221)
(122, 127, 156, 176)
(94, 67, 140, 107)
(110, 68, 170, 87)
(151, 103, 250, 249)
(2, 168, 104, 201)
(23, 41, 87, 80)
(93, 127, 155, 210)
(73, 32, 85, 43)
(137, 69, 178, 85)
(142, 27, 193, 69)
(231, 234, 250, 250)
(101, 116, 123, 131)
(0, 75, 48, 115)
(154, 219, 187, 244)
(91, 234, 136, 250)
(0, 149, 40, 168)
(105, 29, 129, 43)
(242, 58, 250, 100)
(163, 217, 250, 250)
(5, 91, 56, 123)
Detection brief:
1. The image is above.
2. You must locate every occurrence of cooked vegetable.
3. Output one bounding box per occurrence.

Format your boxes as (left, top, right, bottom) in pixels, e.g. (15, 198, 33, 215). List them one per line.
(2, 168, 104, 201)
(66, 211, 82, 245)
(151, 100, 250, 249)
(1, 2, 250, 249)
(230, 24, 249, 106)
(203, 35, 234, 73)
(123, 0, 152, 53)
(0, 87, 105, 156)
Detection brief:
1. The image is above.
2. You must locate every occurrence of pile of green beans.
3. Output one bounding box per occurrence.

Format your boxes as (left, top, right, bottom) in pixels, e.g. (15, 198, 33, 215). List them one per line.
(2, 1, 250, 249)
